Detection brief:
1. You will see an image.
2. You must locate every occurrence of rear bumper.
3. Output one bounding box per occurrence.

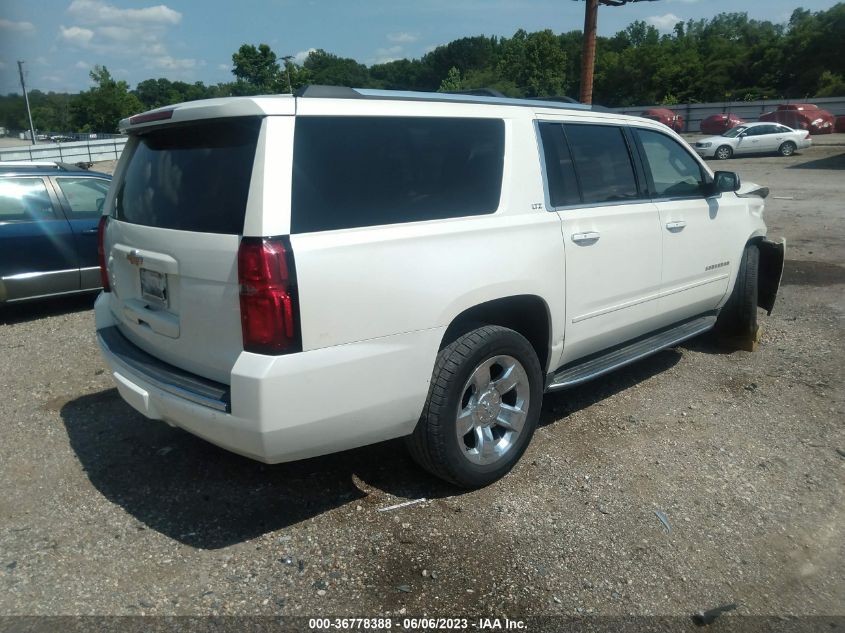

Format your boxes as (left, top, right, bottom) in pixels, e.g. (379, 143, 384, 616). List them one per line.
(94, 293, 442, 463)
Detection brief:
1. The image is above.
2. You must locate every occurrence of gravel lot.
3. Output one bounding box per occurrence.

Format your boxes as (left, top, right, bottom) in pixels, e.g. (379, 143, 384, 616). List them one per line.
(1, 140, 843, 625)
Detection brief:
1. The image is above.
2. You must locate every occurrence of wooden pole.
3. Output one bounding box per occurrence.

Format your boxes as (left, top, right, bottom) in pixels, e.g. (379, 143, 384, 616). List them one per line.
(579, 0, 599, 104)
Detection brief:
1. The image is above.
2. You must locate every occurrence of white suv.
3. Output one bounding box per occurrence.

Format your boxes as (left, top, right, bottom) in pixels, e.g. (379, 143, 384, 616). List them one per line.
(95, 87, 785, 487)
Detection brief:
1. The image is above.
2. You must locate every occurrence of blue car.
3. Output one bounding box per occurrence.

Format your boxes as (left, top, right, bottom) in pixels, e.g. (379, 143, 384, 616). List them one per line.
(0, 162, 111, 303)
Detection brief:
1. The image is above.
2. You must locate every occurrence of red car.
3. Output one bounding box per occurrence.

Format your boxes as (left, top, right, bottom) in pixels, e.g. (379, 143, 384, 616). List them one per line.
(835, 115, 845, 133)
(700, 113, 746, 135)
(641, 108, 684, 132)
(760, 104, 835, 135)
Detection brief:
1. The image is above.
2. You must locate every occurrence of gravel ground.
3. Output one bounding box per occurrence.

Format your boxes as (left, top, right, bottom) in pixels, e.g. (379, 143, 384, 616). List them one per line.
(1, 142, 843, 624)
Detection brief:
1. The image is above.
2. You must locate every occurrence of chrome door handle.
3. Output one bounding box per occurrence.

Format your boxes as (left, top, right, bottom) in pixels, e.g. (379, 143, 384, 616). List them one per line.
(571, 231, 600, 244)
(666, 220, 686, 231)
(81, 228, 99, 235)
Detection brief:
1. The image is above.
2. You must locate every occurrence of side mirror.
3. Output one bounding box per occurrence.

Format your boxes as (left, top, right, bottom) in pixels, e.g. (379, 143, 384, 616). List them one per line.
(738, 131, 747, 138)
(713, 171, 741, 193)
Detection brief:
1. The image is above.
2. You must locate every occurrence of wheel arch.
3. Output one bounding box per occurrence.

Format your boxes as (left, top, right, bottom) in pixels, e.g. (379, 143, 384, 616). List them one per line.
(440, 295, 553, 374)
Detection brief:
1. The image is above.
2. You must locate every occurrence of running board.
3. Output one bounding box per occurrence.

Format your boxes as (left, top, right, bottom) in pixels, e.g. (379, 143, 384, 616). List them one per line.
(546, 314, 717, 391)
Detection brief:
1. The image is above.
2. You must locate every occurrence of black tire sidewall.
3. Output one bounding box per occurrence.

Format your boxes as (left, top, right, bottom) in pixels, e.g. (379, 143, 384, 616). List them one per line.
(717, 243, 759, 337)
(438, 329, 543, 486)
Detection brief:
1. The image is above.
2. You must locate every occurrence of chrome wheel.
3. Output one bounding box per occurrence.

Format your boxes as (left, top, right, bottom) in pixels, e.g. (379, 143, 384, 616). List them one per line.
(456, 355, 530, 466)
(716, 145, 732, 160)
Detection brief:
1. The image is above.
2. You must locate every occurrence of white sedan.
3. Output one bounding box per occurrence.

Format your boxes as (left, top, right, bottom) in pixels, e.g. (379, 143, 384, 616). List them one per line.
(693, 121, 811, 160)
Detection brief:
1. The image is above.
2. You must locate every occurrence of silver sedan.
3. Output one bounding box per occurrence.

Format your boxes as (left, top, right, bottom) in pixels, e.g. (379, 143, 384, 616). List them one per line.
(693, 122, 812, 160)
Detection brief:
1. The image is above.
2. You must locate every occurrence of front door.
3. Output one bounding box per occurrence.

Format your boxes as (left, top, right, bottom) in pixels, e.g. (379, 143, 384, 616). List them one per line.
(632, 127, 742, 325)
(537, 121, 663, 365)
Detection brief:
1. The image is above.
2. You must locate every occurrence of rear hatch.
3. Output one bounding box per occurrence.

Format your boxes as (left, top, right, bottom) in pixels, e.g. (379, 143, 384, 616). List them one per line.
(105, 117, 262, 384)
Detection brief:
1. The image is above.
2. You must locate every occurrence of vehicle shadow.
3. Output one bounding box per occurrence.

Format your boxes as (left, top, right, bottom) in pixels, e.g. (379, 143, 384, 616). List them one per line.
(61, 345, 698, 550)
(787, 151, 845, 170)
(0, 292, 98, 326)
(60, 389, 455, 550)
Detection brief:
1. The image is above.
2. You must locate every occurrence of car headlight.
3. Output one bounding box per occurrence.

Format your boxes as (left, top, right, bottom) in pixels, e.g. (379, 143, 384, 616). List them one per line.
(696, 142, 712, 148)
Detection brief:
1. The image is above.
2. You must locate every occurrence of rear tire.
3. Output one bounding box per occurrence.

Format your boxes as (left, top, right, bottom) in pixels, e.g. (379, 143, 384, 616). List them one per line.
(716, 243, 759, 340)
(779, 141, 796, 157)
(407, 325, 542, 488)
(715, 145, 733, 160)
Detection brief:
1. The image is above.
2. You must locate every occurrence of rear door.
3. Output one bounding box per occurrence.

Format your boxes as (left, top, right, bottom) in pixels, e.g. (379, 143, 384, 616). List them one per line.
(0, 176, 79, 301)
(538, 121, 663, 365)
(104, 117, 262, 383)
(759, 124, 784, 152)
(53, 175, 111, 290)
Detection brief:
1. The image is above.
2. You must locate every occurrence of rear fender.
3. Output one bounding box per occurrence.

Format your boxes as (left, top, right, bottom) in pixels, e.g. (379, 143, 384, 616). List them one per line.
(757, 238, 785, 315)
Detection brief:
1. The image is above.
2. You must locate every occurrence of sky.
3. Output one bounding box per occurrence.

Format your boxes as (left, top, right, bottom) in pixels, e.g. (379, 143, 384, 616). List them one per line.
(0, 0, 841, 95)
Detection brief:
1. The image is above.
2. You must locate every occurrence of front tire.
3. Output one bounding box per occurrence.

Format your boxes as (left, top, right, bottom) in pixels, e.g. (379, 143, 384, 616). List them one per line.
(715, 145, 733, 160)
(779, 141, 796, 157)
(716, 243, 759, 340)
(407, 325, 543, 488)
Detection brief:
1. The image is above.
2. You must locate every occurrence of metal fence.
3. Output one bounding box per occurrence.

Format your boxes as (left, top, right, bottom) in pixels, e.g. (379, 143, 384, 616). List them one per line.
(611, 96, 845, 134)
(0, 137, 128, 163)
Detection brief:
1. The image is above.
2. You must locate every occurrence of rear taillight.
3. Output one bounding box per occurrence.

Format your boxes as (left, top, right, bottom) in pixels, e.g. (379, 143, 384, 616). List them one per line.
(238, 237, 301, 355)
(97, 215, 110, 292)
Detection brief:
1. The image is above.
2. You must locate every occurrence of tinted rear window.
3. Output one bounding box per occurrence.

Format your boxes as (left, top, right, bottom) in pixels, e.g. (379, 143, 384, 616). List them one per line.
(291, 116, 504, 233)
(115, 118, 261, 234)
(564, 124, 639, 204)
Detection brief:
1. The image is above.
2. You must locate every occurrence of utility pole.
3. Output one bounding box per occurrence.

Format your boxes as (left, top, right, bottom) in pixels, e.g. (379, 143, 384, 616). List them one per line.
(282, 56, 294, 94)
(17, 60, 37, 145)
(576, 0, 658, 105)
(579, 0, 599, 104)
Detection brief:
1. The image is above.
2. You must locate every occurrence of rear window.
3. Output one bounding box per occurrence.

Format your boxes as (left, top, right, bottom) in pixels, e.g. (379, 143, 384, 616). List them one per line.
(564, 124, 639, 204)
(115, 118, 261, 234)
(291, 116, 504, 233)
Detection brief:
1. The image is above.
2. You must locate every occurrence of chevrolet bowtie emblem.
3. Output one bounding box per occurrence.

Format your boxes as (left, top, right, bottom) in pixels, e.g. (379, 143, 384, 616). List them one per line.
(127, 249, 144, 266)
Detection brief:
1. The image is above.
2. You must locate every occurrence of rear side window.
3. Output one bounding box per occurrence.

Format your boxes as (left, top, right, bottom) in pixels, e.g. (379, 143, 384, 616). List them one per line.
(0, 177, 56, 222)
(564, 124, 639, 204)
(538, 122, 580, 207)
(56, 177, 110, 218)
(291, 116, 504, 233)
(115, 118, 261, 234)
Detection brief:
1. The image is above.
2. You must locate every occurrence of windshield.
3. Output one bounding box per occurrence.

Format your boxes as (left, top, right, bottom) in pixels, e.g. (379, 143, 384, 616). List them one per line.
(722, 126, 748, 138)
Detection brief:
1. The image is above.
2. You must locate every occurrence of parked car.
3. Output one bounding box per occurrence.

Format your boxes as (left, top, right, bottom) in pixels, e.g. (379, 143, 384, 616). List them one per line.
(95, 87, 784, 487)
(835, 115, 845, 133)
(0, 161, 111, 303)
(759, 104, 835, 135)
(51, 134, 75, 143)
(693, 122, 811, 160)
(641, 108, 684, 132)
(700, 113, 746, 135)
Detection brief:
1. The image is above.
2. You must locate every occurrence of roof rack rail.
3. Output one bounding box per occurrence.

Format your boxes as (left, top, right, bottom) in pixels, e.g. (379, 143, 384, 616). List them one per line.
(444, 88, 507, 98)
(295, 85, 360, 98)
(533, 95, 580, 104)
(294, 85, 594, 112)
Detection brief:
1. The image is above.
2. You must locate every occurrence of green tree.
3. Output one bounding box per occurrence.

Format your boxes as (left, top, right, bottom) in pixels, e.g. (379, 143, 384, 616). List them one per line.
(438, 67, 463, 92)
(232, 43, 282, 94)
(303, 49, 372, 87)
(70, 66, 143, 133)
(497, 29, 568, 97)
